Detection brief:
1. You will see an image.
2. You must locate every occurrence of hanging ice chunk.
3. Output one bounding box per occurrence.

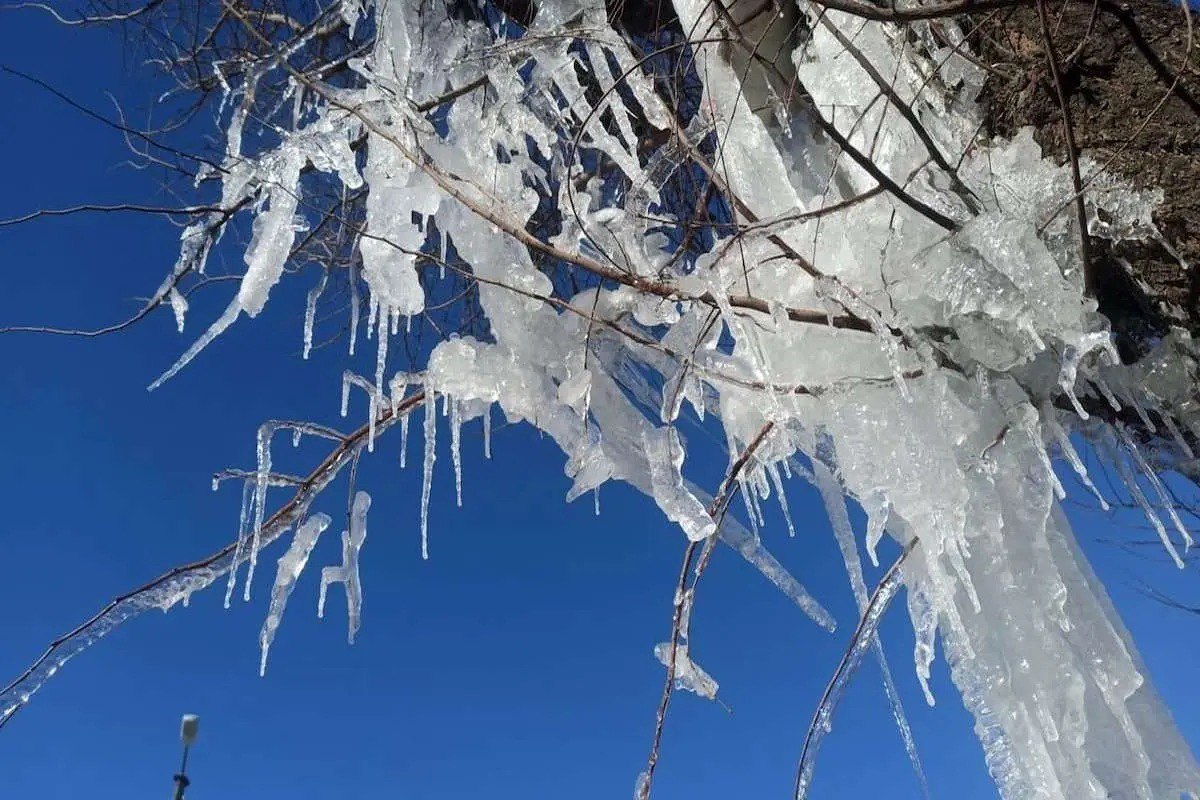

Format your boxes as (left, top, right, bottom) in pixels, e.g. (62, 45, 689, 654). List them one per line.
(318, 491, 371, 644)
(238, 150, 305, 317)
(358, 132, 431, 324)
(259, 513, 331, 676)
(150, 148, 305, 390)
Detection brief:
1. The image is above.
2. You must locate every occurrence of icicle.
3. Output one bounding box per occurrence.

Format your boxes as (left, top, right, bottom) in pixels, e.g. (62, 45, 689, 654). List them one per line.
(716, 514, 834, 631)
(389, 372, 409, 416)
(812, 462, 867, 604)
(1163, 411, 1195, 460)
(367, 393, 377, 453)
(1061, 384, 1090, 421)
(302, 269, 327, 360)
(594, 486, 601, 515)
(340, 373, 352, 417)
(245, 423, 275, 601)
(148, 302, 240, 391)
(862, 492, 889, 568)
(1042, 406, 1109, 511)
(747, 476, 766, 531)
(1119, 426, 1193, 552)
(450, 397, 463, 507)
(1108, 435, 1184, 568)
(318, 491, 371, 643)
(292, 427, 302, 448)
(224, 481, 255, 609)
(660, 362, 690, 424)
(1093, 376, 1123, 413)
(1057, 343, 1093, 422)
(375, 312, 389, 402)
(1023, 416, 1067, 501)
(348, 260, 360, 356)
(810, 459, 929, 793)
(1144, 394, 1195, 459)
(399, 414, 410, 469)
(1124, 386, 1157, 434)
(767, 462, 796, 538)
(907, 582, 939, 707)
(259, 513, 330, 676)
(420, 389, 437, 559)
(483, 406, 492, 459)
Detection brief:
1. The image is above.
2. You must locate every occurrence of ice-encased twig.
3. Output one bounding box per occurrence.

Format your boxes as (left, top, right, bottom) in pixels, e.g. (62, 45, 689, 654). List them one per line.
(318, 491, 371, 644)
(0, 392, 425, 724)
(794, 540, 917, 800)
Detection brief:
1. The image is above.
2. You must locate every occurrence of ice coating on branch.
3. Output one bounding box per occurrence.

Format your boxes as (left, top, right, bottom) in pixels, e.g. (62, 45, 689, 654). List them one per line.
(318, 491, 371, 644)
(239, 150, 306, 317)
(224, 481, 255, 609)
(653, 642, 718, 700)
(795, 544, 911, 800)
(260, 513, 330, 676)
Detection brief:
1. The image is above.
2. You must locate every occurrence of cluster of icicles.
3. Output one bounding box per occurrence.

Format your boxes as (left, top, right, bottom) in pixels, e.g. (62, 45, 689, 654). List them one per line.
(29, 0, 1200, 797)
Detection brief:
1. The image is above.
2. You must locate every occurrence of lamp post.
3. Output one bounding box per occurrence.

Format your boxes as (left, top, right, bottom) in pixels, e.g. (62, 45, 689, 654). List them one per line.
(172, 714, 199, 800)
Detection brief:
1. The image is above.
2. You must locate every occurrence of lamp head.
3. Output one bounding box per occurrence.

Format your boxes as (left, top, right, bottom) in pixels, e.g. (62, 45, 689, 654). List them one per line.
(180, 714, 199, 746)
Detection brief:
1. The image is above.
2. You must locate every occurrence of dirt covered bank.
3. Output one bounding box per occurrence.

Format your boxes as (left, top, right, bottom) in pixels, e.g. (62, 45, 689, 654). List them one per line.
(967, 0, 1199, 359)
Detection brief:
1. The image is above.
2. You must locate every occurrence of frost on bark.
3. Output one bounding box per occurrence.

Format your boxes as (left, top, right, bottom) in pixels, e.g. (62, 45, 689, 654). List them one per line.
(3, 0, 1200, 797)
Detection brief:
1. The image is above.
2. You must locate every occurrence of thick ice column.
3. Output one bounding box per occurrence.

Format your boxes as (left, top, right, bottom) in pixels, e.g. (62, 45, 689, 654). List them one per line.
(899, 437, 1200, 800)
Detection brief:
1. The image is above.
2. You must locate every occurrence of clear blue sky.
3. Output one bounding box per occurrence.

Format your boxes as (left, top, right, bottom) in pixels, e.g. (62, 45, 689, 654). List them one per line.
(1, 10, 1198, 800)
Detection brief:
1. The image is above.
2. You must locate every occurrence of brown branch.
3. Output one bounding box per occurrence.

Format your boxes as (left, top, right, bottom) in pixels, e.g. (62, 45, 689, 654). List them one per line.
(1035, 0, 1094, 295)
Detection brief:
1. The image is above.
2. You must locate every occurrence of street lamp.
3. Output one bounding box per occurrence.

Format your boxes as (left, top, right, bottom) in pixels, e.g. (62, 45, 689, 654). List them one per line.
(172, 714, 199, 800)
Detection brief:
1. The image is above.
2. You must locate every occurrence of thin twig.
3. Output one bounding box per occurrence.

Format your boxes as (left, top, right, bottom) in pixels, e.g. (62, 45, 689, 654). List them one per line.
(638, 421, 775, 800)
